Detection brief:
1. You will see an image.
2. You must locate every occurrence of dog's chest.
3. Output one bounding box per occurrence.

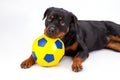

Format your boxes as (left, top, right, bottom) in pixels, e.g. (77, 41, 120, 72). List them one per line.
(62, 31, 78, 51)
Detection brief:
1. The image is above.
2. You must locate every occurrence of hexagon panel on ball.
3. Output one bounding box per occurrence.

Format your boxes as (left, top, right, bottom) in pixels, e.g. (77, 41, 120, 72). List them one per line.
(44, 54, 54, 63)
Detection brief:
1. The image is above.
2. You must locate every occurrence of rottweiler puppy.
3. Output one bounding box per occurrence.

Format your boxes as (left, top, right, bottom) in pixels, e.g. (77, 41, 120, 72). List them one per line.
(21, 7, 120, 72)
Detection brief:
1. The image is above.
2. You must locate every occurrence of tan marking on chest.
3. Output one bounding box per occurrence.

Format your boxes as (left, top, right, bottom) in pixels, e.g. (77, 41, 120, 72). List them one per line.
(65, 41, 78, 51)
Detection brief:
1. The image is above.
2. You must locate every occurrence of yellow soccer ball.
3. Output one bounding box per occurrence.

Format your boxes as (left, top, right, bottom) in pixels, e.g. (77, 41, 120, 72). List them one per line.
(32, 34, 65, 67)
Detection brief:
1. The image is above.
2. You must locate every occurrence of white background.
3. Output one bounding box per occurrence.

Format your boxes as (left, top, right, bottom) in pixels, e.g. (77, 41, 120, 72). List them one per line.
(0, 0, 120, 80)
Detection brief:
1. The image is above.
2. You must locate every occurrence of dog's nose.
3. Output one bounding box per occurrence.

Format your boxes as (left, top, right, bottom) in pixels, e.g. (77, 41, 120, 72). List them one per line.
(48, 27, 55, 34)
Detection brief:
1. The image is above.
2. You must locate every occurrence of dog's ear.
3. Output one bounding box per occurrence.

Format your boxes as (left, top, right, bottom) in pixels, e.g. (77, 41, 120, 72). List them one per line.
(71, 13, 78, 29)
(71, 14, 77, 24)
(42, 7, 54, 20)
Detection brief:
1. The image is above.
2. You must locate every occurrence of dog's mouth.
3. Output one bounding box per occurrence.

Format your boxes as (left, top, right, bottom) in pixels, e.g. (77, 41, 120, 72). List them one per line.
(44, 27, 65, 39)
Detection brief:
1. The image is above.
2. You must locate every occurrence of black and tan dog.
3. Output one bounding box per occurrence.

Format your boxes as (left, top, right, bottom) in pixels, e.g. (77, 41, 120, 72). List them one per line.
(21, 7, 120, 72)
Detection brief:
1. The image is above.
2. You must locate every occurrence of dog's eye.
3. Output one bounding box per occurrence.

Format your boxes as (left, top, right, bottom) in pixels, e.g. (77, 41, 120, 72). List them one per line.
(47, 16, 54, 22)
(60, 21, 65, 26)
(47, 18, 52, 22)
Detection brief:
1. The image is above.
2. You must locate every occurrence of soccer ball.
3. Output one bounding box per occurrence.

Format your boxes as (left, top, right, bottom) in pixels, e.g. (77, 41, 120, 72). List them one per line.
(32, 34, 65, 67)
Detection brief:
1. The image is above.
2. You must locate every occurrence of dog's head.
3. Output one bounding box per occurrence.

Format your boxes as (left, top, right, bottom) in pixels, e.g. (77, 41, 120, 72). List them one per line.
(43, 7, 77, 38)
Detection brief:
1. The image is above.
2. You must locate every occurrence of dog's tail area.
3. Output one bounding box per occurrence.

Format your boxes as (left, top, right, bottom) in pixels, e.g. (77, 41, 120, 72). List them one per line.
(104, 21, 120, 37)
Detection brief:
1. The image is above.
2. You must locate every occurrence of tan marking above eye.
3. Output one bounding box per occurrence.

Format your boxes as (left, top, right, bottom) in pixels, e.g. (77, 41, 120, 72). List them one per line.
(59, 17, 62, 20)
(51, 16, 54, 19)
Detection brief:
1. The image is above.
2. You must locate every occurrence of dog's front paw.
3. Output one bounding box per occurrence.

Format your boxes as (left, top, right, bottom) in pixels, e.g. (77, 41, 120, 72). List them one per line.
(20, 55, 35, 69)
(20, 59, 32, 69)
(72, 62, 83, 72)
(72, 57, 83, 72)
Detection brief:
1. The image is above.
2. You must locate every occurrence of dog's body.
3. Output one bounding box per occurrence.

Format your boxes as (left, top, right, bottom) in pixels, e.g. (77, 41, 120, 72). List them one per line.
(21, 7, 120, 72)
(64, 20, 120, 55)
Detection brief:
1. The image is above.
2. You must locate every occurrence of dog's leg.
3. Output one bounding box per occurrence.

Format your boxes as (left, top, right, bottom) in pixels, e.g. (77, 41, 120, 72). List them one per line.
(72, 56, 84, 72)
(106, 41, 120, 51)
(71, 49, 88, 72)
(21, 55, 35, 69)
(109, 35, 120, 42)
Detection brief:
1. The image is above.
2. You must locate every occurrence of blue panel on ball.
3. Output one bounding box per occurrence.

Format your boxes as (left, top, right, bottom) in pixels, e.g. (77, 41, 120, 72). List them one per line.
(44, 54, 54, 63)
(38, 38, 47, 47)
(55, 40, 62, 49)
(32, 52, 37, 61)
